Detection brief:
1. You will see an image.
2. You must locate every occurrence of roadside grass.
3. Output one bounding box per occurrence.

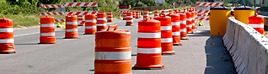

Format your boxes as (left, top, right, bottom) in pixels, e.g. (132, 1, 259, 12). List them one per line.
(0, 14, 41, 28)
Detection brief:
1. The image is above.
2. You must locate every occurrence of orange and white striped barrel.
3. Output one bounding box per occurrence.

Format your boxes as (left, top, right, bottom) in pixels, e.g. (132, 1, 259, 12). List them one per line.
(123, 11, 127, 20)
(95, 25, 132, 74)
(133, 17, 164, 69)
(132, 11, 136, 19)
(154, 11, 159, 17)
(125, 12, 133, 26)
(249, 14, 264, 34)
(78, 15, 85, 26)
(143, 11, 149, 20)
(97, 12, 107, 31)
(154, 13, 175, 55)
(65, 15, 78, 39)
(136, 11, 140, 19)
(0, 16, 15, 53)
(191, 9, 196, 32)
(39, 16, 55, 44)
(186, 10, 193, 34)
(170, 14, 182, 46)
(180, 13, 188, 40)
(84, 14, 96, 34)
(107, 12, 113, 22)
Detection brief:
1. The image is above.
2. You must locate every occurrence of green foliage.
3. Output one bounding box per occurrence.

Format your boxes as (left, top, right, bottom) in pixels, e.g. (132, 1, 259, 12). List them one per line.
(0, 0, 43, 15)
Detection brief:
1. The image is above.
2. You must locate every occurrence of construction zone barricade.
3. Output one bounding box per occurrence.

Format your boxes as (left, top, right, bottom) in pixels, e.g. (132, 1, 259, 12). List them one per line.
(107, 12, 113, 22)
(154, 13, 175, 55)
(0, 16, 15, 54)
(84, 14, 96, 35)
(133, 17, 164, 70)
(180, 13, 188, 40)
(170, 13, 182, 46)
(125, 12, 133, 26)
(96, 12, 107, 31)
(65, 15, 78, 39)
(248, 14, 264, 34)
(123, 11, 127, 20)
(39, 16, 56, 44)
(94, 25, 132, 74)
(77, 15, 85, 26)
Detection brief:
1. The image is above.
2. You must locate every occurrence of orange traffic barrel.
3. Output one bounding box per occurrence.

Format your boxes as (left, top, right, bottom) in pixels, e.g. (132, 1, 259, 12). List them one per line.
(107, 12, 113, 22)
(154, 11, 159, 17)
(191, 9, 196, 32)
(136, 11, 141, 19)
(186, 10, 193, 34)
(95, 25, 132, 74)
(249, 14, 264, 34)
(126, 12, 133, 26)
(132, 11, 136, 19)
(84, 14, 96, 34)
(170, 14, 182, 46)
(97, 12, 107, 31)
(78, 15, 85, 26)
(154, 13, 175, 55)
(65, 15, 78, 39)
(0, 16, 15, 54)
(143, 11, 149, 20)
(133, 17, 164, 70)
(123, 11, 127, 20)
(39, 15, 56, 44)
(175, 10, 178, 14)
(180, 13, 188, 40)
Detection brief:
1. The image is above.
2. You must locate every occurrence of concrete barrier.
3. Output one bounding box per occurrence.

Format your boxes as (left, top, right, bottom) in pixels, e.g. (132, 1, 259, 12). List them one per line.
(223, 17, 268, 74)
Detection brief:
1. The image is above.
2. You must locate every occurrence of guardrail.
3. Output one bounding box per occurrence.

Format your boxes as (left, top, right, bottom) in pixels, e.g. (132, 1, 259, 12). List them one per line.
(223, 17, 268, 74)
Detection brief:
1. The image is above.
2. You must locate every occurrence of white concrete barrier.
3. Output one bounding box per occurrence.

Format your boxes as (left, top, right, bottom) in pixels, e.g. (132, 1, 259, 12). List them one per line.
(223, 17, 268, 74)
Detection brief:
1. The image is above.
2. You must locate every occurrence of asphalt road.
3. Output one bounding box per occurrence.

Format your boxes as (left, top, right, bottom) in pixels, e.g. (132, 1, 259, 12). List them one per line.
(0, 17, 236, 74)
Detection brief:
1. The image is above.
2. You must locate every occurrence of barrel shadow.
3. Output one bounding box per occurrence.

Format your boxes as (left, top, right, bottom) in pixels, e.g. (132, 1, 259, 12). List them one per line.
(15, 43, 39, 45)
(204, 36, 236, 74)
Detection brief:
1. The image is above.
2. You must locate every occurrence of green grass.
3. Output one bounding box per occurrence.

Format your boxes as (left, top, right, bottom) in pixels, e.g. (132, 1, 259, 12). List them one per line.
(0, 14, 41, 28)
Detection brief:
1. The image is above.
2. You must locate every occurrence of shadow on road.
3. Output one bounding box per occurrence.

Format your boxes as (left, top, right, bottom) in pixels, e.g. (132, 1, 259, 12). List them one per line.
(204, 36, 236, 74)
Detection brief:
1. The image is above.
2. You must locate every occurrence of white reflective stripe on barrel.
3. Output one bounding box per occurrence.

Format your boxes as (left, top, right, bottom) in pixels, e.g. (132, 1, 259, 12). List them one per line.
(181, 29, 187, 32)
(40, 24, 55, 27)
(97, 24, 106, 26)
(180, 21, 186, 24)
(161, 38, 172, 43)
(0, 39, 14, 43)
(108, 15, 113, 17)
(108, 18, 113, 20)
(0, 28, 13, 32)
(172, 22, 180, 26)
(85, 20, 96, 22)
(187, 25, 192, 27)
(97, 18, 106, 20)
(248, 24, 264, 28)
(137, 48, 161, 53)
(186, 18, 191, 21)
(161, 26, 172, 30)
(126, 20, 133, 22)
(85, 26, 96, 29)
(95, 51, 131, 60)
(40, 33, 55, 36)
(66, 22, 77, 25)
(138, 32, 161, 38)
(126, 16, 132, 18)
(154, 13, 158, 15)
(66, 29, 78, 32)
(172, 32, 180, 35)
(143, 14, 148, 16)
